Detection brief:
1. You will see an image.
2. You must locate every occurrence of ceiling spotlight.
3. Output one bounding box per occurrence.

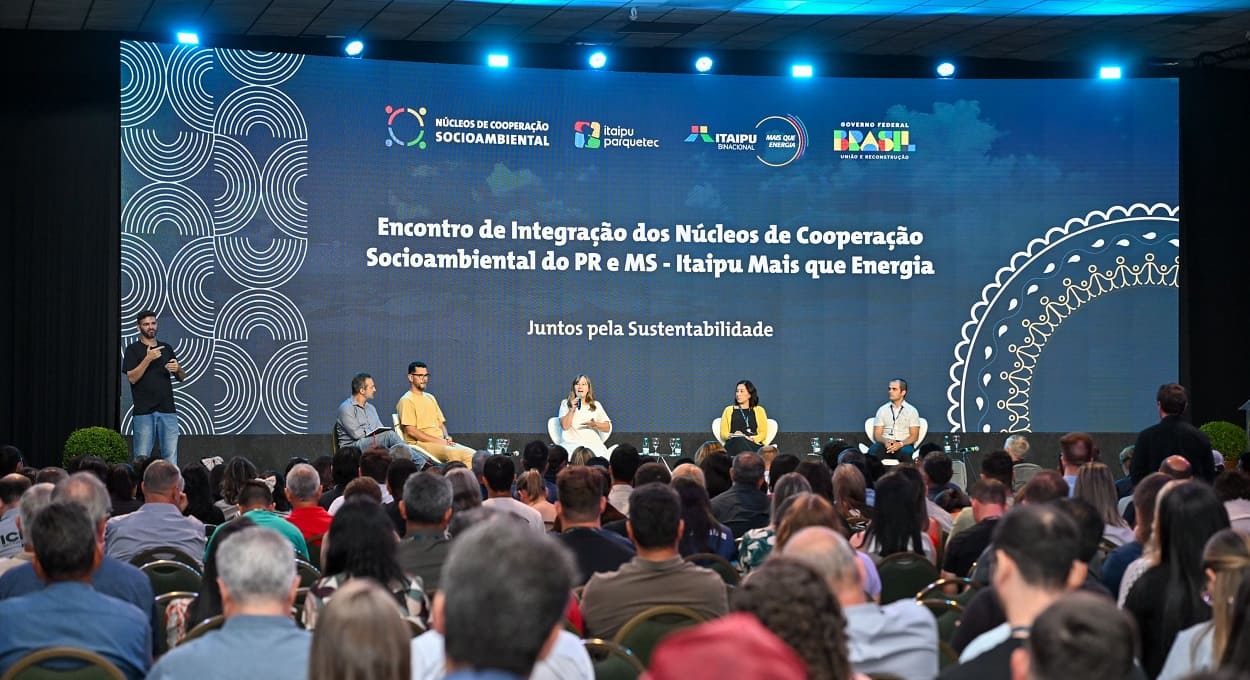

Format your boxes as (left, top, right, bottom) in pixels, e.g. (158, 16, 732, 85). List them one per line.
(344, 40, 364, 57)
(936, 61, 956, 78)
(791, 63, 813, 78)
(1099, 65, 1123, 79)
(488, 53, 510, 68)
(694, 56, 713, 73)
(176, 31, 199, 45)
(589, 51, 607, 69)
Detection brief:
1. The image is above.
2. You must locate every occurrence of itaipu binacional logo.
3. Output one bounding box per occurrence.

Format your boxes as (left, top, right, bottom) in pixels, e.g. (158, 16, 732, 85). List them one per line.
(385, 105, 428, 149)
(684, 116, 807, 167)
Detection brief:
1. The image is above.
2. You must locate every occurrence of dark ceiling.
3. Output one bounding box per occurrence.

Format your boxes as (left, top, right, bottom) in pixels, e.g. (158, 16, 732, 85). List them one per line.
(4, 0, 1250, 70)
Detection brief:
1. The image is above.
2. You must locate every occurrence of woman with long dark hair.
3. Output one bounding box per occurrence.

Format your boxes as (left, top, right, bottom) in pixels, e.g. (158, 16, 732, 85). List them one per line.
(850, 470, 934, 564)
(1160, 528, 1250, 678)
(1125, 481, 1230, 678)
(181, 463, 225, 526)
(304, 499, 428, 632)
(673, 476, 736, 561)
(719, 380, 769, 456)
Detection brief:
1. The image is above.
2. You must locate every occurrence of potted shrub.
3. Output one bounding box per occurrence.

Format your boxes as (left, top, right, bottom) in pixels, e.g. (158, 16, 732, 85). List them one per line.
(1200, 421, 1247, 469)
(62, 426, 129, 466)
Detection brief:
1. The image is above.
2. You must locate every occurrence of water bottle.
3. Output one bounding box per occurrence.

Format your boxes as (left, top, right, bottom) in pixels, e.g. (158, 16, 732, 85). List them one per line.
(642, 437, 651, 454)
(943, 434, 952, 455)
(487, 438, 495, 455)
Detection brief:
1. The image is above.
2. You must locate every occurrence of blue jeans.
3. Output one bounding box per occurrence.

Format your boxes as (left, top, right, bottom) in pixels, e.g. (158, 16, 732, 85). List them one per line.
(867, 441, 914, 462)
(353, 431, 438, 468)
(132, 411, 179, 465)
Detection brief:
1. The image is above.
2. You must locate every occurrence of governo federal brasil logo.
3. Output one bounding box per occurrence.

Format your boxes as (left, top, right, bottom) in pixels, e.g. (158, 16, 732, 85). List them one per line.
(385, 105, 427, 149)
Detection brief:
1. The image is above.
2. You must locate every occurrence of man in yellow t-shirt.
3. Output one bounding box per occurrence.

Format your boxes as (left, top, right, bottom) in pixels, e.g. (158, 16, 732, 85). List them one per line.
(396, 361, 475, 465)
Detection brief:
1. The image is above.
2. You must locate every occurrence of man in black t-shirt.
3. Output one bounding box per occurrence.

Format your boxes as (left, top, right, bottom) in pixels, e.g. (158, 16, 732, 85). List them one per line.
(942, 478, 1007, 578)
(121, 311, 184, 464)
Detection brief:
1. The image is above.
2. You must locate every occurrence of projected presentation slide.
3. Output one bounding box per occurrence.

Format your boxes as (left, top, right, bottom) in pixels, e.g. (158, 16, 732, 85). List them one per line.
(119, 41, 1179, 438)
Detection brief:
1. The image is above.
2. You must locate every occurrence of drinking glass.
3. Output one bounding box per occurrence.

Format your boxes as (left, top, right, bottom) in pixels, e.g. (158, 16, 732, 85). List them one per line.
(641, 437, 651, 454)
(497, 438, 509, 455)
(810, 437, 821, 455)
(670, 438, 682, 456)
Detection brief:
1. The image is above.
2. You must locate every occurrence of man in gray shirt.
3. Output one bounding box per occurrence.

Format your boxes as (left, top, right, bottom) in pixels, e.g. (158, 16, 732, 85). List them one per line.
(105, 460, 205, 566)
(397, 472, 453, 591)
(336, 372, 432, 466)
(147, 526, 310, 680)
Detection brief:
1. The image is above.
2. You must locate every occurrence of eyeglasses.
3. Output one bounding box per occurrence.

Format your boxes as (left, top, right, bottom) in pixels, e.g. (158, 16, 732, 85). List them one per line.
(410, 373, 431, 378)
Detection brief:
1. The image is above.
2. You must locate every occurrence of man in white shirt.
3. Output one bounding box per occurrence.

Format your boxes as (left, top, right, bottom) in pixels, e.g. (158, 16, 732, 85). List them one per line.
(480, 455, 545, 535)
(867, 378, 921, 461)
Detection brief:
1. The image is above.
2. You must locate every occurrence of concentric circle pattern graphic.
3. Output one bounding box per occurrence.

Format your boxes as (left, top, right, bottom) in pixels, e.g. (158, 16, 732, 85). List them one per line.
(120, 42, 310, 435)
(947, 203, 1179, 434)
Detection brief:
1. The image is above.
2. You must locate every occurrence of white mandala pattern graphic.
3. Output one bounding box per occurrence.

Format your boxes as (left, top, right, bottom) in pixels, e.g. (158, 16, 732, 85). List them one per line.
(120, 42, 309, 435)
(947, 203, 1179, 434)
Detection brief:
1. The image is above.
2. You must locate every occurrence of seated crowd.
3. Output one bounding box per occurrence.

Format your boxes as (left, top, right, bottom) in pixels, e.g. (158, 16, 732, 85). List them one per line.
(4, 429, 1250, 680)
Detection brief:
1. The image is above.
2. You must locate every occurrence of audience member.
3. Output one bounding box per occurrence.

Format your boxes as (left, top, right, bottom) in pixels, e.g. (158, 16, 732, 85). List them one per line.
(569, 446, 594, 467)
(943, 479, 1007, 578)
(607, 444, 641, 514)
(0, 483, 52, 578)
(709, 452, 769, 538)
(216, 456, 258, 521)
(852, 470, 935, 564)
(783, 526, 937, 678)
(0, 501, 151, 679)
(319, 446, 361, 510)
(1074, 462, 1134, 546)
(940, 504, 1085, 679)
(1116, 445, 1136, 498)
(383, 457, 419, 536)
(446, 467, 483, 514)
(553, 466, 635, 586)
(1158, 528, 1250, 679)
(105, 459, 205, 565)
(1162, 454, 1195, 480)
(397, 471, 454, 591)
(329, 447, 392, 514)
(1059, 432, 1096, 496)
(922, 452, 959, 501)
(148, 527, 310, 680)
(520, 440, 559, 503)
(0, 447, 22, 477)
(645, 612, 807, 680)
(0, 474, 32, 559)
(674, 476, 736, 561)
(107, 464, 141, 516)
(342, 476, 383, 504)
(671, 463, 706, 487)
(1216, 470, 1250, 532)
(794, 459, 835, 501)
(1014, 592, 1139, 680)
(581, 483, 728, 638)
(1124, 481, 1230, 678)
(424, 517, 583, 679)
(481, 455, 544, 534)
(1103, 472, 1170, 598)
(545, 445, 568, 485)
(832, 463, 872, 527)
(305, 499, 427, 631)
(181, 463, 225, 526)
(732, 558, 859, 680)
(1131, 383, 1215, 483)
(1004, 434, 1030, 463)
(634, 461, 672, 487)
(699, 449, 733, 499)
(770, 453, 801, 492)
(740, 472, 811, 573)
(284, 463, 333, 553)
(165, 517, 256, 648)
(310, 579, 411, 680)
(34, 467, 68, 485)
(519, 469, 558, 529)
(209, 479, 309, 560)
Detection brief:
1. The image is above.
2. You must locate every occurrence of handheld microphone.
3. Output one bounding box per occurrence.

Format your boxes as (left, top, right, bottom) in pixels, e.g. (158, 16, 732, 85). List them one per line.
(576, 398, 582, 409)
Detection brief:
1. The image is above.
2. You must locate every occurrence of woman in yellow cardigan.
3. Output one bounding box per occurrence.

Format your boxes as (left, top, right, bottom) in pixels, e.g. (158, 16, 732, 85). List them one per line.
(720, 380, 768, 456)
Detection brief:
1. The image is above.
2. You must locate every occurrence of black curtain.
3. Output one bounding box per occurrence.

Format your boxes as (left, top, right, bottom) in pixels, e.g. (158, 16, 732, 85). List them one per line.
(1, 32, 120, 468)
(1179, 69, 1250, 427)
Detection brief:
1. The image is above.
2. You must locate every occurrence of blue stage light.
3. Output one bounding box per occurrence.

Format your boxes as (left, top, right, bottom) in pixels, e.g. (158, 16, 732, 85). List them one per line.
(791, 64, 813, 78)
(488, 53, 510, 68)
(694, 56, 713, 73)
(936, 62, 956, 78)
(588, 51, 607, 69)
(176, 32, 199, 45)
(344, 40, 364, 57)
(1099, 65, 1123, 79)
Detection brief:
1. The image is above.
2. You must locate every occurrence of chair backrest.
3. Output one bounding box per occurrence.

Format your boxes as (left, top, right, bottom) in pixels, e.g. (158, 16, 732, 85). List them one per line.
(153, 591, 197, 657)
(919, 598, 964, 642)
(129, 546, 201, 570)
(950, 460, 968, 491)
(180, 614, 225, 645)
(583, 639, 644, 680)
(711, 418, 725, 445)
(547, 417, 562, 445)
(612, 605, 708, 667)
(1012, 463, 1043, 491)
(683, 553, 741, 586)
(139, 559, 203, 596)
(0, 647, 126, 680)
(764, 419, 779, 446)
(877, 552, 940, 605)
(864, 417, 876, 440)
(294, 557, 321, 588)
